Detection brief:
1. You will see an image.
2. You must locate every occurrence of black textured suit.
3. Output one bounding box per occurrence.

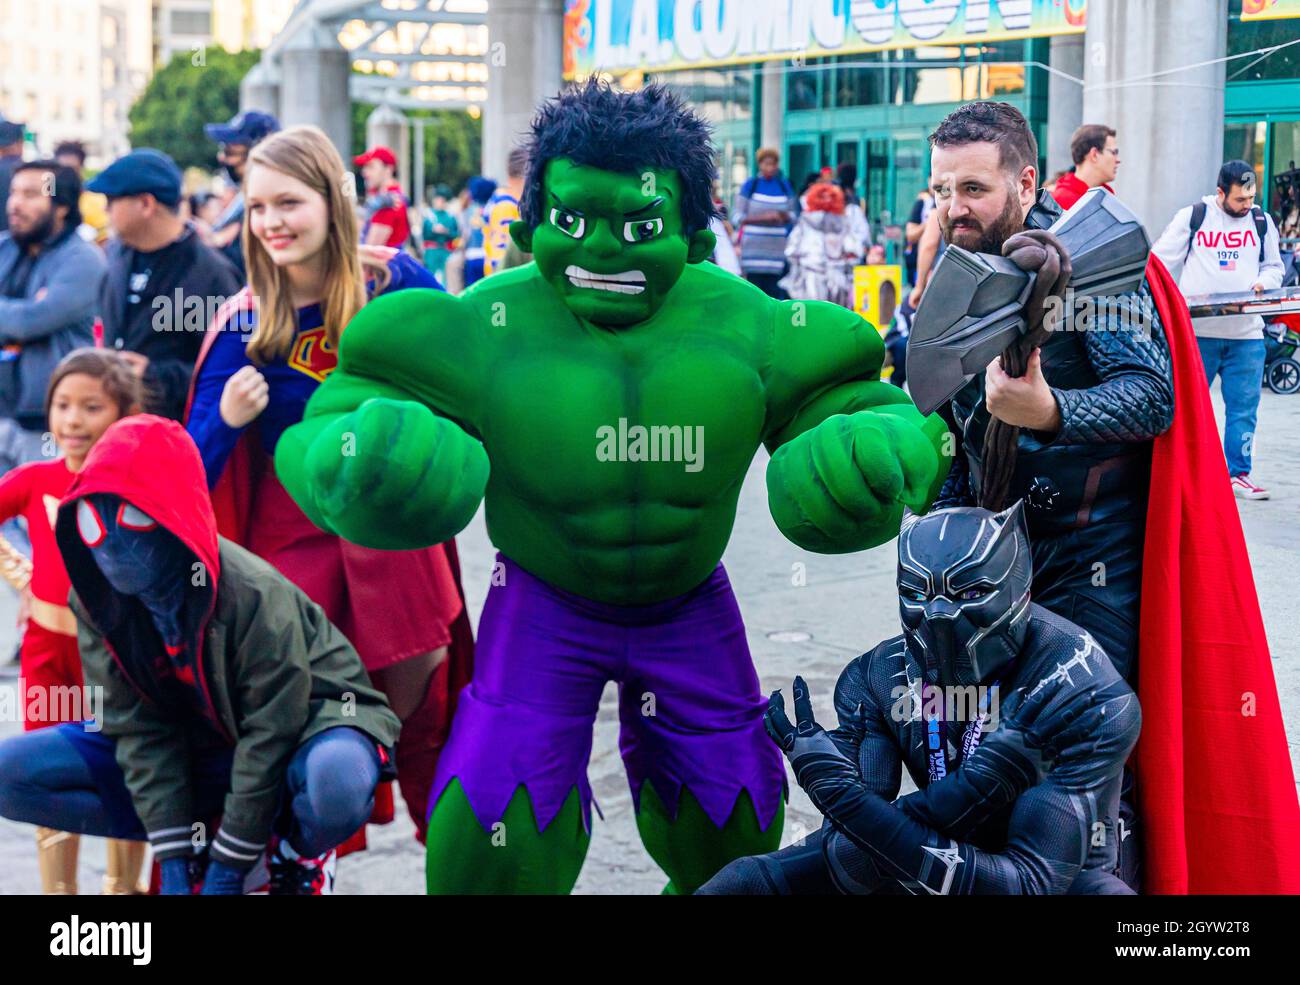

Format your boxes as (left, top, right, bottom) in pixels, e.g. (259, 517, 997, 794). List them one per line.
(700, 606, 1140, 895)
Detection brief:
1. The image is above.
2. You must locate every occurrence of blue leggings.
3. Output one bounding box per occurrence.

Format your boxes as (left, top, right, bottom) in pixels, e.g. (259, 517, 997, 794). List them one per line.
(0, 724, 381, 859)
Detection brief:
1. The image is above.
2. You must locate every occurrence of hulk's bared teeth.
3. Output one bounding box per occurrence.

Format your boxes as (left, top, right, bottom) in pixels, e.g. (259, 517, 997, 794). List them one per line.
(564, 265, 647, 294)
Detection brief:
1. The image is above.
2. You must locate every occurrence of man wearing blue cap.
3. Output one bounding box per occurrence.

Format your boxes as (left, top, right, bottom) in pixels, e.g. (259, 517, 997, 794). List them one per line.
(0, 117, 26, 234)
(89, 149, 240, 421)
(202, 110, 279, 277)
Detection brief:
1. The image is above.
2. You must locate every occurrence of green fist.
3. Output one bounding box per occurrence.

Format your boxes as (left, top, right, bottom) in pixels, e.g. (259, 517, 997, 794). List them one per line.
(767, 407, 946, 554)
(276, 397, 489, 550)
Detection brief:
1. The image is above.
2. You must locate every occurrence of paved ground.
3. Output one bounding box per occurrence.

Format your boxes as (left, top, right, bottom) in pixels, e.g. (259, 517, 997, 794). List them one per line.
(2, 383, 1298, 894)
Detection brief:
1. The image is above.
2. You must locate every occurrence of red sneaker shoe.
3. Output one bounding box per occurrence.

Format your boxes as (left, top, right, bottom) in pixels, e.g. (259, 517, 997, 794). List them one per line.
(1231, 474, 1270, 500)
(267, 836, 337, 896)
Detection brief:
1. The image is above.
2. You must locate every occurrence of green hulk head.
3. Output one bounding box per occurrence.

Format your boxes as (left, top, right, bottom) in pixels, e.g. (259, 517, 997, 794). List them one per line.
(510, 80, 719, 327)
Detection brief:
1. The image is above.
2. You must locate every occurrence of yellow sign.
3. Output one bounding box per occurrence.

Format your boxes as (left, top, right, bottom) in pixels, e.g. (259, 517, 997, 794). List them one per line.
(854, 264, 903, 380)
(854, 264, 903, 332)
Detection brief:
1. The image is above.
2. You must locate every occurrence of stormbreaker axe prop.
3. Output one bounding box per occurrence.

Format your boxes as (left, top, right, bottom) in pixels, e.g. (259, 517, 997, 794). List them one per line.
(907, 188, 1151, 416)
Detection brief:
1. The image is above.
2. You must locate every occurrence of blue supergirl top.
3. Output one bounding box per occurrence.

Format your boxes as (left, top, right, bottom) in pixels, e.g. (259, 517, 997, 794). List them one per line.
(187, 252, 441, 487)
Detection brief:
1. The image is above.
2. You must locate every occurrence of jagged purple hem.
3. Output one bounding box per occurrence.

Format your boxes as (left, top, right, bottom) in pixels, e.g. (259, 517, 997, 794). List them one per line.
(628, 772, 788, 832)
(428, 773, 594, 835)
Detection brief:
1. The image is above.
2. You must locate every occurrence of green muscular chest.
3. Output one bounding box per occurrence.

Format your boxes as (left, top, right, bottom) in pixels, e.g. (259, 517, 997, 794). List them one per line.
(479, 325, 767, 511)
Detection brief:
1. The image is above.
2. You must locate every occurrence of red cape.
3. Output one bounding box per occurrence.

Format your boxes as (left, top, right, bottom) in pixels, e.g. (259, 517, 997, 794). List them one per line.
(1139, 256, 1300, 893)
(183, 289, 262, 546)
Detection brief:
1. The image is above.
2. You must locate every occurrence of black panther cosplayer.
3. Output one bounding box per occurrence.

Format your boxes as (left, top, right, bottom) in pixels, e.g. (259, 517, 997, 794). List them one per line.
(699, 503, 1141, 895)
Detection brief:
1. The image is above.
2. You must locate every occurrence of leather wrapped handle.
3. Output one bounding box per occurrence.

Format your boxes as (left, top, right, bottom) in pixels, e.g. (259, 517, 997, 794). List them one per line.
(979, 229, 1074, 511)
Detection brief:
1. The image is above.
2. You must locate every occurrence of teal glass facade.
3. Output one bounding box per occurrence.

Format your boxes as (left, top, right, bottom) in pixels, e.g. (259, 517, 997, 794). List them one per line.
(657, 37, 1051, 259)
(1224, 0, 1300, 243)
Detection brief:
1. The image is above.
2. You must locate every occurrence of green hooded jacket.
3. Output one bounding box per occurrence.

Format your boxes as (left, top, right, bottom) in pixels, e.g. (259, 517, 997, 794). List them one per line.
(57, 415, 400, 870)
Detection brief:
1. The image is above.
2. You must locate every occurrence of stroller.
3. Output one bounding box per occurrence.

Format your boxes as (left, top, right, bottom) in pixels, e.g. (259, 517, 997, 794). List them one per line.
(1264, 250, 1300, 394)
(1264, 318, 1300, 394)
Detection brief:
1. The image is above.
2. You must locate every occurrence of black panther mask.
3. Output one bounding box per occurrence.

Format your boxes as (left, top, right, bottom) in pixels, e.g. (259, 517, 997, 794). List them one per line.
(897, 502, 1032, 688)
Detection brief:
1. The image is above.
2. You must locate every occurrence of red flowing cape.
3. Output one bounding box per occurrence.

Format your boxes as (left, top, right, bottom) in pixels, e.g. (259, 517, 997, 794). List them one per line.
(1138, 255, 1300, 893)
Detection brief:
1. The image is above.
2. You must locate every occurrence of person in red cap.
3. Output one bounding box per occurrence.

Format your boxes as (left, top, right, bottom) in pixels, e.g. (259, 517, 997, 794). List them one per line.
(354, 146, 410, 250)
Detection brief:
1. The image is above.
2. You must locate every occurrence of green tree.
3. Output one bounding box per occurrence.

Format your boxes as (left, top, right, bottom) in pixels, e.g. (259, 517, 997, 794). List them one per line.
(351, 102, 484, 199)
(127, 49, 261, 170)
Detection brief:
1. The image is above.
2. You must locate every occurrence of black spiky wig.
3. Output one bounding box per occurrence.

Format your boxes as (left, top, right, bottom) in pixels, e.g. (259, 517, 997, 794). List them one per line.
(520, 78, 721, 236)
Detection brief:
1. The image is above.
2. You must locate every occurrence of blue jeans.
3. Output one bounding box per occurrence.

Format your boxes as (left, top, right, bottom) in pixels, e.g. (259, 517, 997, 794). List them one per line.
(0, 724, 380, 859)
(1196, 336, 1266, 477)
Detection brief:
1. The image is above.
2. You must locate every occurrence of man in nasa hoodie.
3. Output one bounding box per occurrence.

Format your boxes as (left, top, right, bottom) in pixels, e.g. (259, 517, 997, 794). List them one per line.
(1152, 160, 1284, 500)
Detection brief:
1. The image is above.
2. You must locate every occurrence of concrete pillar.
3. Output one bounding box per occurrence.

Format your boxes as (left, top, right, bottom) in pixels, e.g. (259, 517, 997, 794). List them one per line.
(412, 118, 427, 207)
(239, 59, 281, 120)
(1045, 35, 1084, 179)
(280, 20, 352, 160)
(760, 63, 783, 155)
(1083, 0, 1227, 234)
(483, 0, 563, 178)
(366, 100, 411, 196)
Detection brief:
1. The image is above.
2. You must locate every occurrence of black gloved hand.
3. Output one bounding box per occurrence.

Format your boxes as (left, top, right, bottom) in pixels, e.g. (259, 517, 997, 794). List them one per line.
(970, 679, 1095, 791)
(965, 717, 1054, 792)
(766, 677, 862, 814)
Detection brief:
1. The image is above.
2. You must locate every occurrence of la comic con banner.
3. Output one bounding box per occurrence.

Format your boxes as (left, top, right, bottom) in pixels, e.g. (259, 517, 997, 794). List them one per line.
(563, 0, 1087, 78)
(1243, 0, 1300, 21)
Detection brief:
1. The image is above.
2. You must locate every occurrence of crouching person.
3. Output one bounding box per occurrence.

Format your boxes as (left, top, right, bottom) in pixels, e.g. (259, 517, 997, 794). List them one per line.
(0, 415, 400, 894)
(700, 503, 1141, 895)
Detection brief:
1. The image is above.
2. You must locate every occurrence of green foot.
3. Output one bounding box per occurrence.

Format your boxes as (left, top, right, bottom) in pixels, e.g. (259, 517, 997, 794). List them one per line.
(425, 779, 590, 894)
(636, 785, 783, 895)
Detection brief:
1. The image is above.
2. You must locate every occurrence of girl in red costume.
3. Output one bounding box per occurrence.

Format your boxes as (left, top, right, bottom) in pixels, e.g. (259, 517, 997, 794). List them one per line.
(0, 349, 145, 893)
(185, 126, 472, 849)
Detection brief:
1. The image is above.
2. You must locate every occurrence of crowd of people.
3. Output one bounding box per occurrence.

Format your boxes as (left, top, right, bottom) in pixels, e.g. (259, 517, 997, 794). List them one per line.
(0, 108, 494, 894)
(732, 151, 878, 305)
(0, 82, 1293, 899)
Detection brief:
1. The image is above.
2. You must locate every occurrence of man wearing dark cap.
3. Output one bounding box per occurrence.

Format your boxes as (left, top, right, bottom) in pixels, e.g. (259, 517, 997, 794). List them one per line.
(202, 109, 280, 276)
(1152, 160, 1284, 500)
(354, 146, 411, 249)
(0, 117, 26, 234)
(89, 149, 241, 421)
(0, 161, 104, 480)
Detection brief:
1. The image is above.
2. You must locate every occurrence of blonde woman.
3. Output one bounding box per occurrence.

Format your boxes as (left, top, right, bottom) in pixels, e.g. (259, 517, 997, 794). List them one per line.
(184, 126, 472, 877)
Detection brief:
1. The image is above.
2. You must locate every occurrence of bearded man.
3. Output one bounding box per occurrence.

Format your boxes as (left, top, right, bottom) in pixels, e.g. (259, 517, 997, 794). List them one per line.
(0, 161, 105, 477)
(927, 102, 1173, 690)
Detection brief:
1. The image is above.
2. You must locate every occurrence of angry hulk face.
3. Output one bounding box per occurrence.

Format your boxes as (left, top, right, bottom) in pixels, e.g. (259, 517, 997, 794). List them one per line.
(510, 159, 716, 327)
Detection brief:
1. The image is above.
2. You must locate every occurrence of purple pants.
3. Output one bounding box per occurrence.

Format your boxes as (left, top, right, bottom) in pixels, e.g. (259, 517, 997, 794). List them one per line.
(429, 555, 784, 833)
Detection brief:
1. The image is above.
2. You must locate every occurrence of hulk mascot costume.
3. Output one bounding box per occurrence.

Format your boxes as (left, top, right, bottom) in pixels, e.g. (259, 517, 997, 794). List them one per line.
(276, 80, 950, 894)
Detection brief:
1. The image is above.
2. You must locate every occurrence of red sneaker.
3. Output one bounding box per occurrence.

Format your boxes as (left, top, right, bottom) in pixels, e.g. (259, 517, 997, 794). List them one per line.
(267, 836, 337, 896)
(1231, 474, 1270, 500)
